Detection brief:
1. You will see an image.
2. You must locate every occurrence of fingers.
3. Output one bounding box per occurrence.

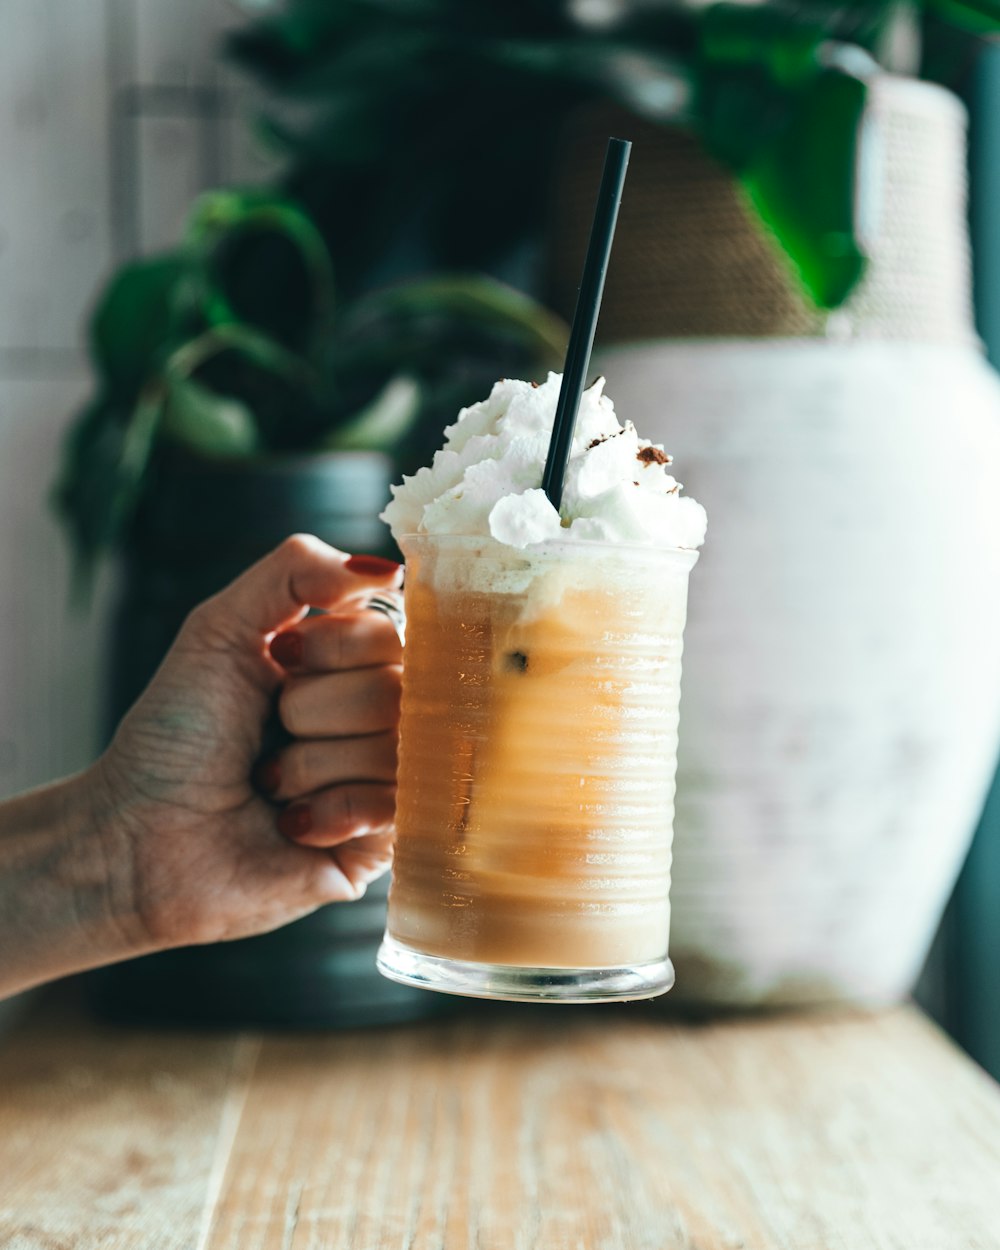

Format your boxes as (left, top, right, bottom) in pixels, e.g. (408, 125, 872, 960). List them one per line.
(329, 831, 395, 893)
(254, 767, 396, 910)
(204, 538, 404, 872)
(186, 535, 401, 652)
(257, 593, 402, 865)
(269, 609, 403, 675)
(271, 833, 393, 909)
(279, 665, 402, 739)
(278, 782, 397, 848)
(261, 730, 397, 801)
(301, 831, 395, 905)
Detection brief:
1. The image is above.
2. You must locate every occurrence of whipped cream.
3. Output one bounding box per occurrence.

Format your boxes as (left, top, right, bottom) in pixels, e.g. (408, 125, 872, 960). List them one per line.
(381, 373, 707, 550)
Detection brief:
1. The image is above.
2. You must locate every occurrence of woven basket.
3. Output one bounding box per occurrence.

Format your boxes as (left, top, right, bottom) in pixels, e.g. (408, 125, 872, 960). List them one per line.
(545, 78, 976, 346)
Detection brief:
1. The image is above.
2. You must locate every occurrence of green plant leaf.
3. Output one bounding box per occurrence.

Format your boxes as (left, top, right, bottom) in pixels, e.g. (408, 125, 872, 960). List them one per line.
(925, 0, 1000, 34)
(165, 322, 313, 387)
(483, 38, 692, 121)
(52, 390, 164, 597)
(742, 70, 869, 309)
(165, 323, 327, 453)
(693, 4, 872, 308)
(184, 189, 335, 353)
(161, 376, 261, 458)
(336, 275, 569, 365)
(323, 374, 421, 450)
(89, 254, 191, 399)
(53, 399, 127, 583)
(322, 275, 568, 469)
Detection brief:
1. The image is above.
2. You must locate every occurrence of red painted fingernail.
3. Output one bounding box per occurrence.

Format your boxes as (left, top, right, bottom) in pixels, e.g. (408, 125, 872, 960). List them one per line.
(269, 630, 303, 668)
(252, 757, 281, 796)
(345, 554, 401, 578)
(278, 804, 312, 841)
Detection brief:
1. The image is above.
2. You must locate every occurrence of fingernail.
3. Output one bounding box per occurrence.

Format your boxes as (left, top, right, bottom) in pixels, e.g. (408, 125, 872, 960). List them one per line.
(269, 630, 303, 668)
(252, 757, 281, 796)
(345, 554, 401, 578)
(278, 804, 312, 841)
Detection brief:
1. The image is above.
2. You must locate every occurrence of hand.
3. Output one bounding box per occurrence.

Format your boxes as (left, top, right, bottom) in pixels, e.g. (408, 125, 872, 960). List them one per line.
(91, 535, 403, 951)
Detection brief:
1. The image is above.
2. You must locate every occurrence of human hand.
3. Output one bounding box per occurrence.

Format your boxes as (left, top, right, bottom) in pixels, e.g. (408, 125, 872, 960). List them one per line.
(90, 535, 403, 952)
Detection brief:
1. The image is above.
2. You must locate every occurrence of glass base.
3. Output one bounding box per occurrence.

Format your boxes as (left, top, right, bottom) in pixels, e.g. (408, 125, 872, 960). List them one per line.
(376, 934, 675, 1003)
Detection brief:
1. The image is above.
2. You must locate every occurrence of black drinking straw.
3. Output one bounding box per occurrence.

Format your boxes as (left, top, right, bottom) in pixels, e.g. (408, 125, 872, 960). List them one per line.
(541, 136, 632, 511)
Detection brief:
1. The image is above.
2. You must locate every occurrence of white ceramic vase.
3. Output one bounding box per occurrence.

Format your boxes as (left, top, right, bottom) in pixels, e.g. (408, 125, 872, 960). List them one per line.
(602, 341, 1000, 1005)
(593, 79, 1000, 1005)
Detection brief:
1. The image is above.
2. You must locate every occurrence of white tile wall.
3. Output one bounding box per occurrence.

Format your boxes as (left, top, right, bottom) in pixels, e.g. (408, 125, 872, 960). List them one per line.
(134, 0, 234, 88)
(136, 111, 217, 252)
(0, 2, 112, 354)
(0, 376, 111, 794)
(0, 0, 274, 800)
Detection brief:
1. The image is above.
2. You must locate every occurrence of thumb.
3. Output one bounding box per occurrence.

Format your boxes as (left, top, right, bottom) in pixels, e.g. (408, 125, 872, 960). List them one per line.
(186, 534, 402, 651)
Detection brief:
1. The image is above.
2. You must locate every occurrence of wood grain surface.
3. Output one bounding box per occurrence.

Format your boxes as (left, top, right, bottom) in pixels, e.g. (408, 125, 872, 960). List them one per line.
(2, 999, 1000, 1249)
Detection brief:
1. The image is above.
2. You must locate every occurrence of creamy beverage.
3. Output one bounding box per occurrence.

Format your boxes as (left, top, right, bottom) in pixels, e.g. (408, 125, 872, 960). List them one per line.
(377, 374, 706, 1001)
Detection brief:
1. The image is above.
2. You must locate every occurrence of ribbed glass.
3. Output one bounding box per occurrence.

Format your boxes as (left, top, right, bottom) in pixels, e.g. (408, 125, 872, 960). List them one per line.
(379, 535, 696, 1000)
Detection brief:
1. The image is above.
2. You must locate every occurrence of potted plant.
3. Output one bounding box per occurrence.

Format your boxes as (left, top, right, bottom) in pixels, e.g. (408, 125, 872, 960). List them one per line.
(224, 0, 1000, 310)
(56, 187, 566, 1027)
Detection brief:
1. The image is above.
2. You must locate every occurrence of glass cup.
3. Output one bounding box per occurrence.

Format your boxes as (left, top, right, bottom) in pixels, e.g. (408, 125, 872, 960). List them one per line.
(376, 534, 698, 1002)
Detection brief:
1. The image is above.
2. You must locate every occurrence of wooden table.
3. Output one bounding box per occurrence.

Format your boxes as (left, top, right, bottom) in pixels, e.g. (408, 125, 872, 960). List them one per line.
(2, 997, 1000, 1249)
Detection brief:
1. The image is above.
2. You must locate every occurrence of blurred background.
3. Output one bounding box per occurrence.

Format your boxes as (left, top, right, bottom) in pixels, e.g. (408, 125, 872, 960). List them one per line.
(2, 0, 1000, 1066)
(0, 1, 263, 805)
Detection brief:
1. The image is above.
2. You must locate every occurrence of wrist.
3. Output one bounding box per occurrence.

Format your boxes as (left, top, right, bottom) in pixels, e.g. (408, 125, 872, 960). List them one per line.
(0, 766, 151, 999)
(70, 758, 156, 960)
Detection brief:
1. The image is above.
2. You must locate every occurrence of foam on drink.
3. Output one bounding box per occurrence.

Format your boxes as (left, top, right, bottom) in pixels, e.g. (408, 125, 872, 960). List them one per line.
(381, 372, 706, 555)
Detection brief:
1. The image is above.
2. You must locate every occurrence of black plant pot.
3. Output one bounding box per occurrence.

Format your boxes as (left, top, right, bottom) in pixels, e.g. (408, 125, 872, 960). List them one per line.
(92, 448, 445, 1028)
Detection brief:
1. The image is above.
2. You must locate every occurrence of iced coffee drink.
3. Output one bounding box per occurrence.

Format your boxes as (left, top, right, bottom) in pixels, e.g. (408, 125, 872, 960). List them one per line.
(377, 374, 706, 1001)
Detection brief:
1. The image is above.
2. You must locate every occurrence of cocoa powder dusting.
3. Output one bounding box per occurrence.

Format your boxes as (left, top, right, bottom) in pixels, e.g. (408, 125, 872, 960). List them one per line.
(587, 429, 626, 451)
